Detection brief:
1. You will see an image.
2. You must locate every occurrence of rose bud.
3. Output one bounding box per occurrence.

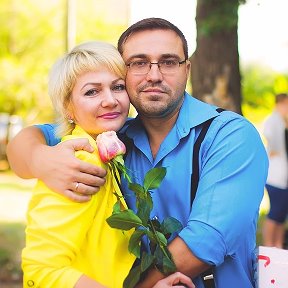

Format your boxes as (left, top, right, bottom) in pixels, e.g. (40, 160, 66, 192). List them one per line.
(96, 131, 126, 163)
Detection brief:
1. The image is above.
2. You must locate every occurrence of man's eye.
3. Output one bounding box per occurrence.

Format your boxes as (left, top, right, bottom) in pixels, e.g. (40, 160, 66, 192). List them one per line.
(113, 84, 126, 91)
(84, 89, 98, 96)
(133, 61, 148, 67)
(161, 60, 177, 66)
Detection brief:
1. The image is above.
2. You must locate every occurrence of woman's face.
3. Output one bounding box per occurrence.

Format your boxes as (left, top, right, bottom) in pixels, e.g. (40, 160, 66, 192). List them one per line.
(68, 68, 130, 138)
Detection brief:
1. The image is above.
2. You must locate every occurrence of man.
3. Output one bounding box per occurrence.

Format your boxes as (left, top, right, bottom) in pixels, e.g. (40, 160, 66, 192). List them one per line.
(262, 93, 288, 249)
(7, 18, 268, 287)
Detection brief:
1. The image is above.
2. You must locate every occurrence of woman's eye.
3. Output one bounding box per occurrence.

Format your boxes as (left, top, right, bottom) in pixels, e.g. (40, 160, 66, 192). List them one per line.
(113, 84, 126, 91)
(84, 89, 98, 96)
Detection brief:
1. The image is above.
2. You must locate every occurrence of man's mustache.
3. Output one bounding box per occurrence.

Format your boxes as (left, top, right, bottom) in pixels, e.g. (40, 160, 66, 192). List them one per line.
(137, 83, 171, 94)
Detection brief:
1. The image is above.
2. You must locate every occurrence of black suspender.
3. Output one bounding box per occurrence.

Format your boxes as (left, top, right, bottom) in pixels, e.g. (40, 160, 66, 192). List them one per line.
(190, 117, 216, 206)
(191, 108, 225, 288)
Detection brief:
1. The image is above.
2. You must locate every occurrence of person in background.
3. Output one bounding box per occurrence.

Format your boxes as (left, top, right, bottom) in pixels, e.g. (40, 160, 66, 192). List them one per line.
(21, 40, 194, 288)
(262, 92, 288, 249)
(7, 18, 268, 288)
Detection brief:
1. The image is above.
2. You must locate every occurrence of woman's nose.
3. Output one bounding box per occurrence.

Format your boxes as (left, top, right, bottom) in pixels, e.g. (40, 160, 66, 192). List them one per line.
(101, 91, 118, 107)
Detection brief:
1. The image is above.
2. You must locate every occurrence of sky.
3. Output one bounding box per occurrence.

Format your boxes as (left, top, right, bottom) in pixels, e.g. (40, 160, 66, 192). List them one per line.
(130, 0, 288, 73)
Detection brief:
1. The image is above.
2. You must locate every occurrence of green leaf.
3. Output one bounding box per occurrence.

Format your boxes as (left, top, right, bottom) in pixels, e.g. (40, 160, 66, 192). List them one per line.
(128, 230, 145, 258)
(137, 198, 152, 226)
(162, 252, 177, 274)
(106, 209, 142, 230)
(111, 200, 121, 214)
(144, 167, 166, 191)
(162, 259, 177, 275)
(146, 192, 153, 210)
(155, 231, 167, 246)
(154, 246, 176, 275)
(128, 183, 145, 197)
(146, 230, 156, 243)
(154, 245, 165, 268)
(140, 252, 155, 272)
(112, 154, 124, 166)
(161, 217, 183, 235)
(123, 265, 141, 288)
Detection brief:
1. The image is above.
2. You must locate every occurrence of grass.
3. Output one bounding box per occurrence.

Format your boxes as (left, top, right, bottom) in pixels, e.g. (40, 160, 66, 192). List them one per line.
(0, 170, 34, 286)
(0, 222, 25, 283)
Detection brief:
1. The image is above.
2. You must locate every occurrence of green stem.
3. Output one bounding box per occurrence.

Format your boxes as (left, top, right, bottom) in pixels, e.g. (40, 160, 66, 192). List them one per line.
(148, 219, 172, 262)
(112, 159, 132, 183)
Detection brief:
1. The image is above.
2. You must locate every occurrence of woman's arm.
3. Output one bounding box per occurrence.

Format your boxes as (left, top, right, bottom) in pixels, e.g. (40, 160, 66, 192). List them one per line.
(6, 126, 107, 202)
(7, 126, 47, 178)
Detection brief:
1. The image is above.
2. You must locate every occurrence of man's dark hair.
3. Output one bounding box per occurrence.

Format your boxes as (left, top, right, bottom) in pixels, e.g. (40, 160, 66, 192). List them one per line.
(117, 17, 188, 60)
(276, 93, 288, 103)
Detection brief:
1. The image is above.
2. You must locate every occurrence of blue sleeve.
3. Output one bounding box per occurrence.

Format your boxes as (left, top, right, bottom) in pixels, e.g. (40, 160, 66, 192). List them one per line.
(35, 124, 60, 146)
(178, 114, 268, 265)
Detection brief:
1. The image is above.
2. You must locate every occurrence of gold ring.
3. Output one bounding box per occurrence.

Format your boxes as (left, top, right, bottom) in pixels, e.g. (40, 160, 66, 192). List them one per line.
(75, 182, 79, 192)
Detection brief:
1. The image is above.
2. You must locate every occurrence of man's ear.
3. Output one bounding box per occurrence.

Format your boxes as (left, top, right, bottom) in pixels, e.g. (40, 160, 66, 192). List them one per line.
(185, 59, 191, 78)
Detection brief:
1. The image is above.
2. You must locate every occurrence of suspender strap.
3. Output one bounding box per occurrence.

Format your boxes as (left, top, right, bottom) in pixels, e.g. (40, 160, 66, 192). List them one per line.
(190, 116, 216, 206)
(190, 108, 225, 288)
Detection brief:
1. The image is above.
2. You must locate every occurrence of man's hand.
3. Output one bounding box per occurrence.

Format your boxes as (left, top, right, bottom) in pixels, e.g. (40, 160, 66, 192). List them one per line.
(31, 138, 107, 202)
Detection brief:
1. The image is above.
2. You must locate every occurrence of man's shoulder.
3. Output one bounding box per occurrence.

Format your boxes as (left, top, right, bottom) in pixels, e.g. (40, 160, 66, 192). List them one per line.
(207, 110, 262, 148)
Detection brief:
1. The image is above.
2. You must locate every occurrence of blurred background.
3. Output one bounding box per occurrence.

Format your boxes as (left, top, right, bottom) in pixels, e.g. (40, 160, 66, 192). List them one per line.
(0, 0, 287, 286)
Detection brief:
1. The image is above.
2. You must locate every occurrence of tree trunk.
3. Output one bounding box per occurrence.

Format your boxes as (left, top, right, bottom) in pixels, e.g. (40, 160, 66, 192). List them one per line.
(190, 0, 242, 114)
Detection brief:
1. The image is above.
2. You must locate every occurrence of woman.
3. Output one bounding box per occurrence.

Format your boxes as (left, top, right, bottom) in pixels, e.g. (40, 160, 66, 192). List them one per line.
(22, 41, 194, 288)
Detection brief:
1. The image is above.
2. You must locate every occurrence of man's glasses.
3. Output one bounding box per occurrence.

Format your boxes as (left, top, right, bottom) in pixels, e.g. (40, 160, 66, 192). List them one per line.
(126, 59, 187, 75)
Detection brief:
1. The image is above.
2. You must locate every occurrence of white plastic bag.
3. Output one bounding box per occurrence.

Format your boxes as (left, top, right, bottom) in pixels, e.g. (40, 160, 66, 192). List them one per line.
(257, 246, 288, 287)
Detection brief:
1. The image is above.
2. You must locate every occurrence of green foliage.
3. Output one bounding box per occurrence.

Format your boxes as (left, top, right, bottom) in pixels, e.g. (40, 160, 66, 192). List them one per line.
(0, 0, 63, 122)
(198, 0, 245, 36)
(0, 222, 25, 283)
(0, 0, 127, 125)
(106, 167, 183, 288)
(241, 64, 288, 124)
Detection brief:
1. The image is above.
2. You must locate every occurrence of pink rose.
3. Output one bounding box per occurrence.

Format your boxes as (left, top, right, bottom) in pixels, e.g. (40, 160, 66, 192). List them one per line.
(96, 131, 126, 163)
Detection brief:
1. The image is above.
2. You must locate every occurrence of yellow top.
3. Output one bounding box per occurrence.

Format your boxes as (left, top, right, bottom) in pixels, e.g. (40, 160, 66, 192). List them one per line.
(22, 125, 135, 288)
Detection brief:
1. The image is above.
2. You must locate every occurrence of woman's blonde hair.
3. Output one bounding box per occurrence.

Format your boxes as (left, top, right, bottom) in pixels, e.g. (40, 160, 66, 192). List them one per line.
(48, 41, 126, 138)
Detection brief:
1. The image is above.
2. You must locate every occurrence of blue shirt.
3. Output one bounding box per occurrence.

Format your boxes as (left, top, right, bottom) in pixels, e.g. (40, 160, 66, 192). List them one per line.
(38, 93, 268, 288)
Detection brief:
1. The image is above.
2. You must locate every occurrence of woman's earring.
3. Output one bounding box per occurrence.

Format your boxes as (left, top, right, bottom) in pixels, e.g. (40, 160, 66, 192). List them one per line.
(68, 118, 74, 124)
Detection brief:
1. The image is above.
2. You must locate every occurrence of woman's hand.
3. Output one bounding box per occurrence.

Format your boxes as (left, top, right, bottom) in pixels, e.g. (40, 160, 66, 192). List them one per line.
(152, 272, 195, 288)
(7, 126, 107, 202)
(32, 138, 107, 202)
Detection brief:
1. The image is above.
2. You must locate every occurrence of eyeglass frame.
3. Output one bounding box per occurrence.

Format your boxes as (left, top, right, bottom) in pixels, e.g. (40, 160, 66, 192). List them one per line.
(126, 58, 187, 75)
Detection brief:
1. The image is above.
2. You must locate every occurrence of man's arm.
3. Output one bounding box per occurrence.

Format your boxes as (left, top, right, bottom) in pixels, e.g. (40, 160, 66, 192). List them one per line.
(75, 271, 195, 288)
(137, 116, 268, 287)
(136, 237, 210, 287)
(6, 126, 107, 202)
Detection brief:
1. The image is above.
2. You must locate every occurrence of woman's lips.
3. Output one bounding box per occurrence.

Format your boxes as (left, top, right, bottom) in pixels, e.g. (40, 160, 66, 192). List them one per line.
(99, 112, 121, 119)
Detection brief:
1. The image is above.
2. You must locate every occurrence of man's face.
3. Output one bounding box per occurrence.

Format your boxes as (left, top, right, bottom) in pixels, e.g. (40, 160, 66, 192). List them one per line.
(122, 29, 190, 119)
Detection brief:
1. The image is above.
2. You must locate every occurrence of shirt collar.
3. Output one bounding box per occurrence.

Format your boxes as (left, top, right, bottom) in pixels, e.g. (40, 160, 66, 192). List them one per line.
(124, 92, 219, 139)
(176, 92, 219, 137)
